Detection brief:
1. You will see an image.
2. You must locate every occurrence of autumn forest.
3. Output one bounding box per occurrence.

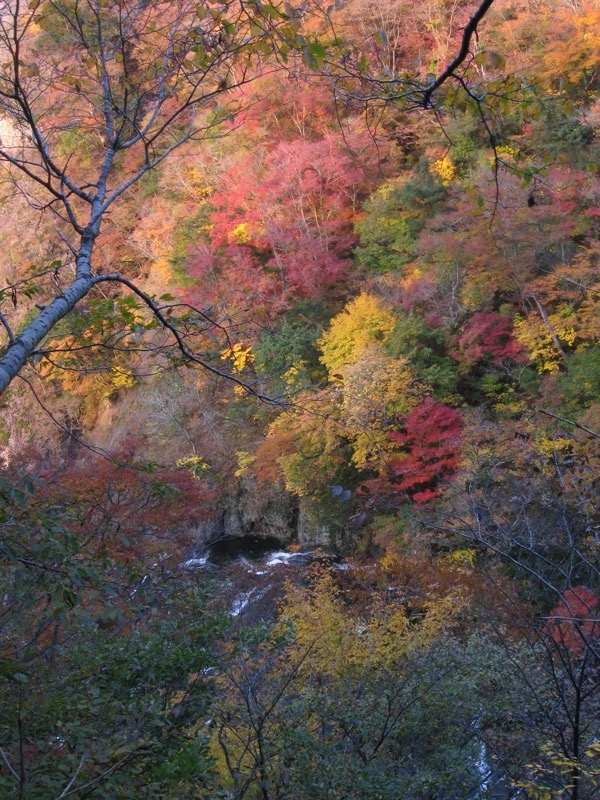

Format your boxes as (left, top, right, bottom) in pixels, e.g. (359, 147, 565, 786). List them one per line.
(1, 0, 600, 797)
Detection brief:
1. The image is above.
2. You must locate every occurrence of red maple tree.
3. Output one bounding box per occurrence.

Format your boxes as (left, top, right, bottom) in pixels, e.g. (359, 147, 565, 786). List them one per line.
(389, 398, 462, 504)
(186, 132, 371, 309)
(454, 311, 525, 370)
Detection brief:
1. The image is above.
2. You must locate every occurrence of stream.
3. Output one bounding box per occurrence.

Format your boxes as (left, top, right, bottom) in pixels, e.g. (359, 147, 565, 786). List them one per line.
(181, 537, 347, 619)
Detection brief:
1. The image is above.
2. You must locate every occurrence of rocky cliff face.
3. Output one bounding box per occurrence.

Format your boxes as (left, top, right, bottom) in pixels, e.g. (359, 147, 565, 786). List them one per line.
(220, 478, 297, 544)
(204, 476, 349, 552)
(296, 501, 335, 547)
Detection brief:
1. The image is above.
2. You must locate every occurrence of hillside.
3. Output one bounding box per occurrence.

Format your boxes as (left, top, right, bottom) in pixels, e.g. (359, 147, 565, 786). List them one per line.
(1, 0, 600, 797)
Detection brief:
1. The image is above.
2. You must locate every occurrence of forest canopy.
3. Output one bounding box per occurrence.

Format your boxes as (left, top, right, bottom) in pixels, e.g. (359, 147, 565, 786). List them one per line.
(2, 0, 600, 798)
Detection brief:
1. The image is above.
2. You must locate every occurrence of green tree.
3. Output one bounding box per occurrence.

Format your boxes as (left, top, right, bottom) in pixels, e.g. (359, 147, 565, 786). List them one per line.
(0, 470, 221, 798)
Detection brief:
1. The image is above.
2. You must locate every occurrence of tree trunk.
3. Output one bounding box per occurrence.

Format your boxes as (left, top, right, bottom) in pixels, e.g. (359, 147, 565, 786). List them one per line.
(0, 274, 93, 394)
(530, 293, 568, 366)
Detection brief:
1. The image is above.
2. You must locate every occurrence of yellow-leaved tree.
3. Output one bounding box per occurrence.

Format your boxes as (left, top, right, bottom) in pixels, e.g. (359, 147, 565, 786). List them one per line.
(318, 292, 428, 470)
(319, 292, 397, 373)
(265, 394, 346, 498)
(210, 563, 502, 800)
(277, 563, 464, 679)
(340, 346, 424, 468)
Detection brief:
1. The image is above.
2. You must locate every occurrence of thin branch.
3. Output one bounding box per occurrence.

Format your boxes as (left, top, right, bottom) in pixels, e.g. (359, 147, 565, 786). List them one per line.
(538, 409, 600, 441)
(0, 745, 19, 782)
(55, 755, 86, 800)
(420, 0, 496, 108)
(17, 374, 121, 463)
(0, 305, 16, 343)
(91, 273, 287, 405)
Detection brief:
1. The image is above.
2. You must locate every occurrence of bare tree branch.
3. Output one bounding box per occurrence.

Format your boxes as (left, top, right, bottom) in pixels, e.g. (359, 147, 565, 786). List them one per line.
(538, 409, 600, 442)
(420, 0, 496, 108)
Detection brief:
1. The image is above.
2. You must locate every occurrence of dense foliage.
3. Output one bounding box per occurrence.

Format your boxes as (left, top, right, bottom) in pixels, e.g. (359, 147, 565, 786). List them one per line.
(1, 0, 600, 797)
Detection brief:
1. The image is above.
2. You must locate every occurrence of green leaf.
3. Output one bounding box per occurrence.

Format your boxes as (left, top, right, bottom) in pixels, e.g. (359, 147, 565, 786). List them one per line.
(302, 41, 326, 69)
(520, 172, 533, 188)
(473, 50, 506, 70)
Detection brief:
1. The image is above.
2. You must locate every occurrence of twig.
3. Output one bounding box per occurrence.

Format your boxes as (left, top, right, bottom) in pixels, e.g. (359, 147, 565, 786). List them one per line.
(538, 409, 600, 441)
(0, 306, 15, 343)
(0, 745, 19, 781)
(55, 755, 86, 800)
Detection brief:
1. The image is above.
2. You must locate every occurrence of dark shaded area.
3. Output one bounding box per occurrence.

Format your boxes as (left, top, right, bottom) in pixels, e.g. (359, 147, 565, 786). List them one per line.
(209, 535, 285, 563)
